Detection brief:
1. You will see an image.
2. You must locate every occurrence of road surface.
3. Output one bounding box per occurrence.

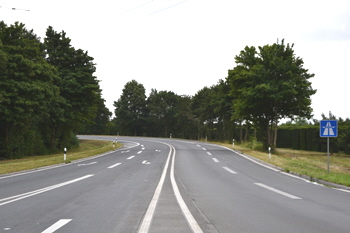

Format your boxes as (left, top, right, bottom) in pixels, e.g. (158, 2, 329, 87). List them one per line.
(0, 136, 349, 232)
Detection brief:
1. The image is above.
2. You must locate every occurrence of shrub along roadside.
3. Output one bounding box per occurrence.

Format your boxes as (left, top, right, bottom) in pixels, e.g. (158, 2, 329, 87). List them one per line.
(0, 140, 120, 175)
(218, 142, 350, 187)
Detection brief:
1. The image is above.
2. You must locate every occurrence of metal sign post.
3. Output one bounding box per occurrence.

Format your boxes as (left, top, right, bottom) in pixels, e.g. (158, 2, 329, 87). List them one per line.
(320, 120, 338, 173)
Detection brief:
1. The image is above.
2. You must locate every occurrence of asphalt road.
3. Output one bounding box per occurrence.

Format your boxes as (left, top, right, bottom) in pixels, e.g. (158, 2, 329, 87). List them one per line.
(0, 136, 349, 233)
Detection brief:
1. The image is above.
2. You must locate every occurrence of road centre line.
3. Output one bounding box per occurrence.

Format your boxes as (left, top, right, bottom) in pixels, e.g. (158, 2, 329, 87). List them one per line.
(127, 156, 135, 160)
(137, 151, 143, 154)
(254, 183, 302, 200)
(41, 219, 72, 233)
(169, 144, 204, 233)
(137, 143, 172, 233)
(223, 167, 237, 174)
(207, 152, 212, 156)
(212, 158, 219, 163)
(108, 163, 122, 169)
(202, 148, 207, 150)
(0, 175, 94, 207)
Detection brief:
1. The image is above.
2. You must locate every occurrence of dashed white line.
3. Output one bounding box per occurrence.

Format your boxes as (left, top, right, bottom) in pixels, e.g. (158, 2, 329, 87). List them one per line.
(127, 156, 135, 160)
(223, 167, 237, 174)
(212, 158, 219, 163)
(254, 183, 302, 199)
(41, 219, 72, 233)
(0, 175, 94, 206)
(137, 151, 143, 154)
(108, 163, 122, 168)
(202, 148, 207, 151)
(207, 152, 212, 156)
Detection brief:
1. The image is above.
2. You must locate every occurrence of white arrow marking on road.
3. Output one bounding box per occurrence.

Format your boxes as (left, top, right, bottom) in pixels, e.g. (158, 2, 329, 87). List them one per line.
(142, 160, 151, 165)
(41, 219, 72, 233)
(255, 183, 302, 199)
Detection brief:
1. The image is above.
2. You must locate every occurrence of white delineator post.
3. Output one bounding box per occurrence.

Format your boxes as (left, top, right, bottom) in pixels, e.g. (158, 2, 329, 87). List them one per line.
(64, 148, 67, 161)
(268, 147, 271, 159)
(232, 139, 235, 147)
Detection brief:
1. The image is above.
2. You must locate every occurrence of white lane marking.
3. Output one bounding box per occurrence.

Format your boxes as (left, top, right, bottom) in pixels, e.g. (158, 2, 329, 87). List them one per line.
(0, 175, 94, 206)
(121, 150, 130, 153)
(202, 148, 207, 151)
(137, 151, 143, 154)
(254, 183, 302, 200)
(127, 156, 135, 160)
(78, 162, 97, 166)
(212, 158, 219, 163)
(108, 163, 122, 168)
(223, 167, 237, 174)
(207, 152, 212, 156)
(142, 160, 151, 165)
(169, 144, 204, 233)
(196, 145, 201, 147)
(137, 144, 172, 233)
(41, 219, 72, 233)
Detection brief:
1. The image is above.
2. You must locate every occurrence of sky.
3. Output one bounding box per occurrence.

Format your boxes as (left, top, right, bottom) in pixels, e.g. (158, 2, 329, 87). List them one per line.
(1, 0, 350, 121)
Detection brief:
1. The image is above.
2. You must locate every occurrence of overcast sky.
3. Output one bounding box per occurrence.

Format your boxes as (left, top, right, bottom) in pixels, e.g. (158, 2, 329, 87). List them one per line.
(1, 0, 350, 121)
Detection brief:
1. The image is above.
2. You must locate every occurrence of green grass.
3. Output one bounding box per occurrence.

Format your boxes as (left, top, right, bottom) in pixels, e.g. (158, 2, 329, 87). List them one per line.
(0, 140, 120, 175)
(217, 142, 350, 187)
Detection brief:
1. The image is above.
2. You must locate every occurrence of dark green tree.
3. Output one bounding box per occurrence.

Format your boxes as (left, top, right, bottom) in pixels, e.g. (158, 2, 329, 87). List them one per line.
(147, 89, 179, 137)
(0, 21, 60, 158)
(227, 39, 316, 148)
(114, 80, 147, 136)
(43, 26, 101, 147)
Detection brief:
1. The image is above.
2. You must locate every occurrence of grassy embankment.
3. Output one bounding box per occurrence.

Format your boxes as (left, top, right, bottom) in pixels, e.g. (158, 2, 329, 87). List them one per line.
(218, 142, 350, 187)
(0, 140, 119, 175)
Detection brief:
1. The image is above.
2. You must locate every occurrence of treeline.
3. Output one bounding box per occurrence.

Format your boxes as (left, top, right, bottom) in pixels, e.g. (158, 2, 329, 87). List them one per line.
(0, 21, 110, 159)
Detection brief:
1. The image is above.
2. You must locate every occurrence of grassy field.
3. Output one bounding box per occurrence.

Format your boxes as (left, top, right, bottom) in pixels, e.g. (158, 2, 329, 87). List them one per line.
(0, 140, 120, 175)
(218, 142, 350, 187)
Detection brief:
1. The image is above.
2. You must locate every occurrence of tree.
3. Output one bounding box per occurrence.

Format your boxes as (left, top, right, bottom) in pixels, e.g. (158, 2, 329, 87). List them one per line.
(0, 21, 60, 158)
(114, 80, 147, 136)
(227, 39, 316, 148)
(43, 26, 101, 147)
(147, 89, 179, 137)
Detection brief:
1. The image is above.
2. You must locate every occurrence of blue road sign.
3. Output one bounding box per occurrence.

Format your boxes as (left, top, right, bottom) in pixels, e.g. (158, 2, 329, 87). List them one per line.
(320, 120, 338, 137)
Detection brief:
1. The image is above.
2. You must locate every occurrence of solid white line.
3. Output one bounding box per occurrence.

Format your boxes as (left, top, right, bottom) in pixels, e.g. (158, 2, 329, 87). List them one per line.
(0, 175, 94, 206)
(127, 156, 135, 160)
(207, 152, 212, 156)
(137, 145, 172, 233)
(255, 183, 302, 199)
(223, 167, 237, 174)
(212, 158, 219, 163)
(170, 145, 203, 233)
(41, 219, 72, 233)
(108, 163, 121, 168)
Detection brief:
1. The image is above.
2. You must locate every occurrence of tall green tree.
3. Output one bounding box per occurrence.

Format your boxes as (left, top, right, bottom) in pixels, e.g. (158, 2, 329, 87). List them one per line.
(147, 89, 179, 137)
(114, 80, 147, 136)
(227, 39, 316, 148)
(0, 21, 60, 158)
(43, 26, 101, 147)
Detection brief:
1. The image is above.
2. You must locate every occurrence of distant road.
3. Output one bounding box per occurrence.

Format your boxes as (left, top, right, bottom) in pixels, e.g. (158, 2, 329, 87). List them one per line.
(0, 136, 349, 233)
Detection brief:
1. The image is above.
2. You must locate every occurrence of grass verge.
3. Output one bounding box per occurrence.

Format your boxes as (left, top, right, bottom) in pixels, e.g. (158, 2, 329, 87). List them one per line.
(0, 140, 120, 175)
(217, 142, 350, 187)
